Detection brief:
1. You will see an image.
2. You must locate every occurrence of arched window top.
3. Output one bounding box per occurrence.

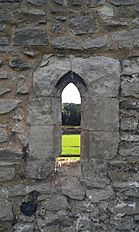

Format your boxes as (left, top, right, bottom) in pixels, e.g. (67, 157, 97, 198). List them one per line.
(55, 71, 87, 98)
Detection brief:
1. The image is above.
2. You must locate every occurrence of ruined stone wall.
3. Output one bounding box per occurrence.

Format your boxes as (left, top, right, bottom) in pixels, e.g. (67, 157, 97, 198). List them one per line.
(0, 0, 139, 231)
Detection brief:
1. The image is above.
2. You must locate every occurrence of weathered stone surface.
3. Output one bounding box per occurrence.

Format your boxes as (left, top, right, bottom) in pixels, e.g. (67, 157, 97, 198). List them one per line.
(32, 56, 70, 96)
(111, 30, 133, 49)
(13, 223, 34, 232)
(0, 125, 8, 142)
(17, 76, 29, 94)
(29, 126, 54, 159)
(9, 59, 31, 71)
(54, 0, 65, 5)
(120, 118, 138, 131)
(0, 162, 15, 182)
(108, 160, 130, 181)
(71, 56, 120, 97)
(89, 0, 105, 7)
(27, 96, 61, 126)
(120, 99, 139, 110)
(0, 200, 13, 221)
(111, 0, 135, 6)
(82, 131, 119, 160)
(119, 143, 139, 157)
(0, 71, 7, 79)
(86, 186, 114, 202)
(62, 184, 85, 200)
(43, 195, 69, 211)
(14, 26, 48, 46)
(52, 37, 81, 50)
(0, 87, 10, 96)
(0, 36, 9, 45)
(0, 99, 19, 115)
(121, 77, 139, 98)
(81, 97, 119, 131)
(27, 0, 47, 6)
(26, 159, 55, 179)
(99, 6, 114, 18)
(69, 15, 98, 35)
(82, 35, 107, 49)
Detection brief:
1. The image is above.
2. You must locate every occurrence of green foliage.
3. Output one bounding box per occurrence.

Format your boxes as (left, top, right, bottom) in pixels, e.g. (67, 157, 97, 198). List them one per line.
(62, 103, 81, 126)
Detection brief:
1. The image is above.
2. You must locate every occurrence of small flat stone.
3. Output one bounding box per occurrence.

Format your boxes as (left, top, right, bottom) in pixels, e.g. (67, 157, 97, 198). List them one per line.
(0, 87, 11, 96)
(9, 59, 31, 71)
(0, 99, 19, 115)
(27, 0, 47, 6)
(82, 35, 107, 49)
(111, 0, 135, 6)
(52, 37, 81, 49)
(0, 71, 7, 79)
(0, 126, 8, 143)
(0, 200, 14, 221)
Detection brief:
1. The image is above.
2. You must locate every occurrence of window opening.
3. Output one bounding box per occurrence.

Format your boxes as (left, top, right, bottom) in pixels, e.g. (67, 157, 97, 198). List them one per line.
(58, 83, 81, 162)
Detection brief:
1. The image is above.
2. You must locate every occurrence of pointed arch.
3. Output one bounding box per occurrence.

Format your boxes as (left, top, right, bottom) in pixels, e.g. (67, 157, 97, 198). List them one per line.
(55, 71, 87, 98)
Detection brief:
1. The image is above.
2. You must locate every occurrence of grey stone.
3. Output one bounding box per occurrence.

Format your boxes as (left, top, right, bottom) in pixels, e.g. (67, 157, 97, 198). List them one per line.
(22, 50, 37, 57)
(0, 149, 21, 160)
(0, 87, 11, 96)
(89, 0, 105, 7)
(81, 131, 119, 160)
(29, 125, 59, 159)
(86, 186, 114, 202)
(111, 0, 135, 6)
(54, 0, 64, 5)
(119, 143, 139, 157)
(26, 159, 55, 179)
(70, 0, 83, 6)
(0, 125, 8, 142)
(120, 99, 139, 110)
(0, 71, 7, 79)
(122, 66, 139, 75)
(81, 97, 119, 131)
(108, 160, 130, 181)
(52, 37, 81, 50)
(27, 0, 47, 6)
(80, 177, 109, 189)
(121, 80, 139, 98)
(62, 184, 85, 200)
(120, 118, 138, 131)
(14, 26, 48, 46)
(0, 36, 9, 45)
(9, 59, 31, 71)
(43, 195, 69, 211)
(0, 9, 12, 21)
(0, 200, 13, 221)
(69, 15, 98, 35)
(82, 35, 107, 49)
(32, 56, 70, 97)
(13, 223, 34, 232)
(17, 76, 29, 94)
(27, 96, 61, 126)
(71, 56, 120, 97)
(0, 99, 19, 115)
(132, 29, 139, 48)
(99, 6, 114, 18)
(111, 30, 133, 49)
(0, 162, 15, 181)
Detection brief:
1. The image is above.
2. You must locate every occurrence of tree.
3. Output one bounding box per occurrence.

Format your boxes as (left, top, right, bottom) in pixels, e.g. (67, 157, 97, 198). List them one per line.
(62, 103, 81, 126)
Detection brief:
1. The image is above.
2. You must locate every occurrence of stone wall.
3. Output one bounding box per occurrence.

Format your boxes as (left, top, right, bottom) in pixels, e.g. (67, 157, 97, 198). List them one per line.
(0, 0, 139, 231)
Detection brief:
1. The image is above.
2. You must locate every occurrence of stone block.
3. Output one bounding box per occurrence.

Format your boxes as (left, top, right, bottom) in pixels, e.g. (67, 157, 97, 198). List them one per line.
(111, 30, 133, 49)
(33, 56, 70, 97)
(88, 0, 105, 7)
(0, 99, 19, 115)
(108, 160, 130, 181)
(27, 96, 61, 126)
(0, 71, 7, 79)
(71, 56, 120, 97)
(82, 35, 107, 49)
(81, 131, 119, 160)
(14, 26, 48, 46)
(62, 184, 85, 200)
(29, 126, 61, 160)
(81, 97, 119, 131)
(0, 162, 15, 182)
(119, 143, 139, 157)
(81, 159, 108, 178)
(0, 87, 11, 96)
(86, 185, 114, 202)
(0, 200, 13, 221)
(52, 37, 81, 50)
(111, 0, 135, 5)
(43, 195, 69, 211)
(121, 80, 139, 98)
(0, 125, 8, 142)
(13, 223, 34, 232)
(120, 117, 138, 131)
(27, 0, 47, 5)
(26, 159, 55, 179)
(99, 6, 114, 18)
(69, 15, 98, 35)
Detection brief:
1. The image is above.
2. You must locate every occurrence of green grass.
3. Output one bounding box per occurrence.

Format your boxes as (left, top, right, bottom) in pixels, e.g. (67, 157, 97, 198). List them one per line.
(61, 134, 80, 157)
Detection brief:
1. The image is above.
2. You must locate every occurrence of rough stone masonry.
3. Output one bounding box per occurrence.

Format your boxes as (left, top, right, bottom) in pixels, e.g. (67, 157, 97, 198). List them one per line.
(0, 0, 139, 231)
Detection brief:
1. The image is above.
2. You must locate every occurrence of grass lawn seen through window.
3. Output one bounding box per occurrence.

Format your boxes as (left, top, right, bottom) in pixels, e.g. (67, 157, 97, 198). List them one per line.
(59, 134, 80, 160)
